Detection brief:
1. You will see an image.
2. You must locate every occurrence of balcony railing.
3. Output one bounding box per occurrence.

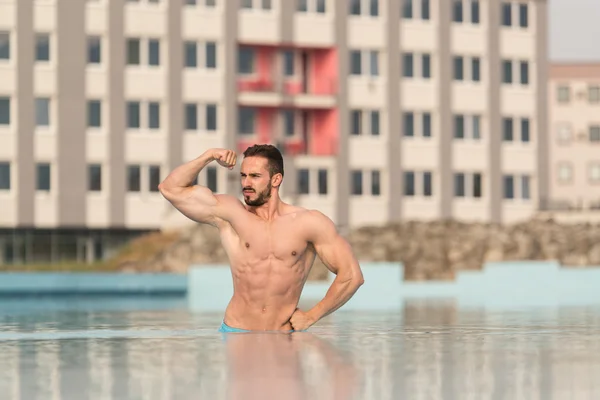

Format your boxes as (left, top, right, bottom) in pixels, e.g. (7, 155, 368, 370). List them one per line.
(237, 76, 338, 96)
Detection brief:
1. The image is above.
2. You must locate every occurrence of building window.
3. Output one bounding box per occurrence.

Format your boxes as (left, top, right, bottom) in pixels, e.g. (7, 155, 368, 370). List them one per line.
(35, 98, 50, 127)
(502, 60, 512, 83)
(590, 164, 600, 183)
(282, 109, 295, 136)
(473, 173, 482, 197)
(473, 115, 481, 139)
(404, 171, 415, 196)
(126, 38, 141, 65)
(297, 0, 308, 12)
(557, 163, 572, 184)
(556, 122, 572, 144)
(148, 102, 160, 129)
(369, 50, 379, 76)
(371, 170, 380, 196)
(422, 54, 431, 79)
(503, 174, 530, 200)
(557, 85, 570, 103)
(453, 56, 464, 81)
(148, 39, 160, 66)
(454, 173, 465, 197)
(88, 164, 102, 192)
(350, 49, 378, 76)
(369, 0, 379, 16)
(520, 61, 529, 85)
(36, 163, 51, 191)
(283, 50, 294, 76)
(206, 42, 217, 68)
(590, 126, 600, 142)
(238, 107, 255, 134)
(185, 104, 197, 130)
(454, 115, 465, 139)
(0, 32, 9, 60)
(0, 162, 10, 190)
(238, 47, 254, 74)
(422, 0, 430, 20)
(403, 112, 414, 137)
(350, 50, 362, 75)
(127, 165, 141, 192)
(206, 104, 217, 131)
(297, 168, 310, 194)
(318, 169, 328, 194)
(402, 53, 414, 78)
(87, 100, 102, 128)
(35, 34, 50, 62)
(471, 0, 480, 24)
(501, 2, 512, 26)
(184, 41, 197, 67)
(589, 86, 600, 103)
(206, 166, 218, 192)
(148, 165, 161, 192)
(519, 3, 528, 28)
(127, 101, 141, 129)
(349, 0, 360, 15)
(423, 171, 432, 196)
(502, 117, 513, 141)
(350, 110, 361, 135)
(0, 97, 10, 125)
(423, 113, 431, 137)
(472, 57, 481, 82)
(316, 0, 326, 13)
(452, 0, 463, 22)
(370, 111, 380, 136)
(87, 36, 101, 64)
(351, 170, 362, 195)
(402, 0, 412, 18)
(521, 118, 530, 142)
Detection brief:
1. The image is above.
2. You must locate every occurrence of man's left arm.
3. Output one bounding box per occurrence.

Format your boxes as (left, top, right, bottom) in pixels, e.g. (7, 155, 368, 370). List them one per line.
(291, 211, 364, 330)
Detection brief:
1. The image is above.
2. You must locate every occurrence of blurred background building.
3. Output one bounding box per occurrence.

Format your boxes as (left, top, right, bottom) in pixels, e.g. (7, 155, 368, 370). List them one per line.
(547, 62, 600, 211)
(0, 0, 551, 264)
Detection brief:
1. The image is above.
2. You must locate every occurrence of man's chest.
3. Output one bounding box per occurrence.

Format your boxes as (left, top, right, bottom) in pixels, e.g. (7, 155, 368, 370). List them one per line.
(226, 219, 310, 261)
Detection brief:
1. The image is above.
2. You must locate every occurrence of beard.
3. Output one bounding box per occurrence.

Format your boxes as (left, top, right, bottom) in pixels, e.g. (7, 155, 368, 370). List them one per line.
(243, 181, 272, 207)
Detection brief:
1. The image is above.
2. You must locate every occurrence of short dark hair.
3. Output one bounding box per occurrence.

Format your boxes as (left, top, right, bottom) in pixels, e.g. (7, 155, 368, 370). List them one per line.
(243, 144, 284, 178)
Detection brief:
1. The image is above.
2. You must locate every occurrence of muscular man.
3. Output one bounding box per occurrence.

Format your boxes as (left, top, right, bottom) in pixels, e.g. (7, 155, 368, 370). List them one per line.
(158, 144, 364, 332)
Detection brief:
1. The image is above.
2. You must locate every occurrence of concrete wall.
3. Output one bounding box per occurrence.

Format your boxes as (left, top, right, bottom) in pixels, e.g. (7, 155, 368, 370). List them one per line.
(188, 261, 600, 312)
(0, 272, 186, 295)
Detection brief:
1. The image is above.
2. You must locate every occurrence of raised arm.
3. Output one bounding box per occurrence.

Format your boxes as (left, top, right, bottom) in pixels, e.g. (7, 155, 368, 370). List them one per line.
(290, 211, 364, 331)
(158, 148, 244, 227)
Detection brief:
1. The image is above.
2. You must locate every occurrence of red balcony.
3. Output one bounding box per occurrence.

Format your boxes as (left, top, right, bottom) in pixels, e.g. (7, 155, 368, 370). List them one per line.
(236, 45, 338, 103)
(235, 107, 339, 157)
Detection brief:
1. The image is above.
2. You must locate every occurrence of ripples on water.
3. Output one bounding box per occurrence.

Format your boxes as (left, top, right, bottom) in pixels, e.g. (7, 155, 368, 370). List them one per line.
(0, 297, 599, 400)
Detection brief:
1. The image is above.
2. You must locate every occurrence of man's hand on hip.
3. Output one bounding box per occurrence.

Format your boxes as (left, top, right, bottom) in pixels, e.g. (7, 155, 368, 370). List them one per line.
(289, 308, 317, 332)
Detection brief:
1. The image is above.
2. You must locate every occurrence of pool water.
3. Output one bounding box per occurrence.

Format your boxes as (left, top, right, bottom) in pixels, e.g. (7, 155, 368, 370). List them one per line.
(1, 296, 599, 400)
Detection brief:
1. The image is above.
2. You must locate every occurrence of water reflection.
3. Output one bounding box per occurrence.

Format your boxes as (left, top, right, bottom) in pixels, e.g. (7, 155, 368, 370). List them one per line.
(0, 299, 599, 399)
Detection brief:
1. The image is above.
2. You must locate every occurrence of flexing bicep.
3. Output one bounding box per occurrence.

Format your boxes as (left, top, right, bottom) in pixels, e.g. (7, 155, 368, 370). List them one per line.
(160, 185, 242, 226)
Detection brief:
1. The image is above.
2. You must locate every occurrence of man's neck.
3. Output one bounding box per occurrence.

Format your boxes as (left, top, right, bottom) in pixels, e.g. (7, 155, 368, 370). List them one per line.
(249, 196, 282, 221)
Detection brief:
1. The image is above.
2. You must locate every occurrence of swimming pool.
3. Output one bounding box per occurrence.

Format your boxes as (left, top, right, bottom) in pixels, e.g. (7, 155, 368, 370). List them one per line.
(0, 295, 599, 399)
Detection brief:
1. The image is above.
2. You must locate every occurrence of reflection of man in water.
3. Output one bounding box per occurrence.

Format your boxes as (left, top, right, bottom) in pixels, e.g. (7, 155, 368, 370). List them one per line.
(224, 332, 360, 400)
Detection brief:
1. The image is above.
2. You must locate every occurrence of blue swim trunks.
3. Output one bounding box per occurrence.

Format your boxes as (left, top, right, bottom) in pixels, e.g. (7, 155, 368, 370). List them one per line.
(217, 321, 299, 333)
(218, 321, 251, 333)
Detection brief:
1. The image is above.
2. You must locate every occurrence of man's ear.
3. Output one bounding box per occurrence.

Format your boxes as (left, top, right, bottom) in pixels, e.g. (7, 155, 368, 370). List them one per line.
(271, 173, 283, 188)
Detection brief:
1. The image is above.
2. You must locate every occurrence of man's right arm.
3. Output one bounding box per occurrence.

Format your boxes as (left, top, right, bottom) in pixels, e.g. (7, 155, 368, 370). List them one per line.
(158, 149, 242, 227)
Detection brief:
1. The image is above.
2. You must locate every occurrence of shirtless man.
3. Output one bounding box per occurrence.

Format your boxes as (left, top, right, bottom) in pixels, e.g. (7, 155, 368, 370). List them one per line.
(158, 144, 364, 332)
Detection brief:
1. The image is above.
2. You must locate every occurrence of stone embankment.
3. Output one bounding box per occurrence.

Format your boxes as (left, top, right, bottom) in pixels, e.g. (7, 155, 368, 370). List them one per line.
(109, 218, 600, 281)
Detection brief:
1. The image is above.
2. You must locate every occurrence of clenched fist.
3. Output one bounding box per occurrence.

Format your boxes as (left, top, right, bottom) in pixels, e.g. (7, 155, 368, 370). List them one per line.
(211, 149, 237, 170)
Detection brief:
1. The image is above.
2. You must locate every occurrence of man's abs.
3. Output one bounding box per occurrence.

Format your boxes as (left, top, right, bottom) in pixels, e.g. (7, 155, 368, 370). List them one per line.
(223, 262, 308, 331)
